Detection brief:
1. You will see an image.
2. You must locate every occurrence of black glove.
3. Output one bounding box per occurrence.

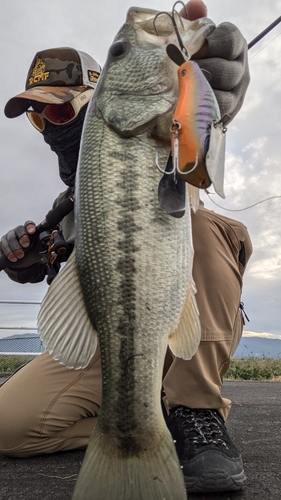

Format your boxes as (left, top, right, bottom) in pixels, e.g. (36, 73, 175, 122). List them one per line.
(0, 220, 43, 268)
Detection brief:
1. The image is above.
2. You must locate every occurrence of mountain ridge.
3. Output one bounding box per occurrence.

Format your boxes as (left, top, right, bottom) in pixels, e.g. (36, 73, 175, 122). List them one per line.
(234, 337, 281, 359)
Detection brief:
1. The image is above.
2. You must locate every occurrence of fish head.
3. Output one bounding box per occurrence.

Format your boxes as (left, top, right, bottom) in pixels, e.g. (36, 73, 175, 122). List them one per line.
(91, 7, 215, 139)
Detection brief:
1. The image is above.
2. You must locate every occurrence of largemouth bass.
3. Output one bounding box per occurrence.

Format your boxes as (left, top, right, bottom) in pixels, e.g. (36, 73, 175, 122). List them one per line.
(38, 6, 216, 500)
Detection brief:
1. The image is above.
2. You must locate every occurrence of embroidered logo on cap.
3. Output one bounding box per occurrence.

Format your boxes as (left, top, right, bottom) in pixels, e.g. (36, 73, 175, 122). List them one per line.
(88, 70, 100, 83)
(28, 57, 50, 86)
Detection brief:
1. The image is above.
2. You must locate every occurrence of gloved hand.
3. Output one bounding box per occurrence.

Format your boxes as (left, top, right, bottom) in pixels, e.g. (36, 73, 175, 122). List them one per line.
(0, 221, 42, 267)
(181, 1, 250, 124)
(194, 23, 250, 124)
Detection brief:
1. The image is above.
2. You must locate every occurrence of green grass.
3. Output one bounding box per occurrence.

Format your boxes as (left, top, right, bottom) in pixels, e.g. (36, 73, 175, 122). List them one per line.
(224, 357, 281, 381)
(1, 355, 281, 382)
(0, 355, 35, 373)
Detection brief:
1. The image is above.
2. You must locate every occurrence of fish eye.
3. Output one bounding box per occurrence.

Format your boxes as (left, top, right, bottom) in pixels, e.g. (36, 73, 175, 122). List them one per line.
(110, 40, 127, 57)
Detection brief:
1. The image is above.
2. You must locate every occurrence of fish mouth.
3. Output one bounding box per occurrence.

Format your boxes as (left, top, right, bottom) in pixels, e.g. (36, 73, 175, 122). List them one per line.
(126, 7, 192, 38)
(126, 7, 215, 52)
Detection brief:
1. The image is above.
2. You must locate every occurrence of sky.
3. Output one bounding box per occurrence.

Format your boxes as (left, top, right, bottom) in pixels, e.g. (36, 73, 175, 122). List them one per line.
(0, 0, 280, 341)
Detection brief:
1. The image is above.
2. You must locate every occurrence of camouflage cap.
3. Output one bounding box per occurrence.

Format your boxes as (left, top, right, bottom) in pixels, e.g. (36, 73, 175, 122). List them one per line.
(4, 47, 101, 118)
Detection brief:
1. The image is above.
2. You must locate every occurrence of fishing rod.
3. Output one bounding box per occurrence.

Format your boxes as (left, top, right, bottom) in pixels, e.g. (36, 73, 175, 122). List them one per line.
(205, 16, 281, 212)
(248, 16, 281, 49)
(0, 195, 74, 272)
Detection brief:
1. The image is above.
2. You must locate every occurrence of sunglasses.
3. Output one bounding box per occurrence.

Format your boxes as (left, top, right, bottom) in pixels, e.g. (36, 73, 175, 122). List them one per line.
(26, 88, 94, 131)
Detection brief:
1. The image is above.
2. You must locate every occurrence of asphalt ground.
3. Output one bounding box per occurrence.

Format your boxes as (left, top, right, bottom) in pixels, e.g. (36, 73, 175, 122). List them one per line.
(0, 380, 280, 500)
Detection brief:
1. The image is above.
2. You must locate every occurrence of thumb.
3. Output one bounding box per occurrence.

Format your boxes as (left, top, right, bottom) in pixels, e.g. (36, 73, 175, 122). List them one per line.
(180, 0, 208, 20)
(180, 0, 209, 59)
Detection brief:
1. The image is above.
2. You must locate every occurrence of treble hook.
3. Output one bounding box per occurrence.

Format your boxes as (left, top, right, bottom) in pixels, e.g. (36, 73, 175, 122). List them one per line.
(155, 151, 176, 175)
(153, 1, 190, 59)
(171, 119, 199, 176)
(155, 150, 199, 177)
(156, 118, 200, 178)
(173, 1, 189, 20)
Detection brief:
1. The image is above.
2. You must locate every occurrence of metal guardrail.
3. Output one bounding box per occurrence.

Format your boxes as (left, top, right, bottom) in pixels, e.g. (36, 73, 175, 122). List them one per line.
(0, 300, 41, 303)
(0, 300, 41, 332)
(0, 300, 43, 357)
(2, 352, 42, 356)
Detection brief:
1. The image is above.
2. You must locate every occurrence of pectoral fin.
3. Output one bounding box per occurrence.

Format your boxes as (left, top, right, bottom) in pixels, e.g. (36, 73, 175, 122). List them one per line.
(37, 249, 98, 369)
(188, 184, 200, 213)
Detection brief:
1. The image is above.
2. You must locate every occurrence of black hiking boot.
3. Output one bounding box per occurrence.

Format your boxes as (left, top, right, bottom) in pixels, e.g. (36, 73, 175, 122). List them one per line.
(165, 406, 246, 493)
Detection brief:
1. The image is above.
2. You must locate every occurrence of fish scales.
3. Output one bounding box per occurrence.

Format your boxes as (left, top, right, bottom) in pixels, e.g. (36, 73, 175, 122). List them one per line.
(76, 110, 193, 432)
(73, 112, 194, 499)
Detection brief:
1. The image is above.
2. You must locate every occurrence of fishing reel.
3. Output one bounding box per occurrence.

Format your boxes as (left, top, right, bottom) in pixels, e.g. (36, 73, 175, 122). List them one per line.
(38, 225, 69, 255)
(37, 224, 70, 285)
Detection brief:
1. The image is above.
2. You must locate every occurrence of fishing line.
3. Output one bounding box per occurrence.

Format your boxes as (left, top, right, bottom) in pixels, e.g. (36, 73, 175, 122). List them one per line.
(248, 16, 281, 49)
(205, 192, 281, 212)
(203, 17, 281, 214)
(249, 31, 281, 60)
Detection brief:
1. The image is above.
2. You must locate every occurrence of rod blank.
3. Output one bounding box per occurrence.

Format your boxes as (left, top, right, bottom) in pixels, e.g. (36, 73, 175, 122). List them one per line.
(248, 16, 281, 49)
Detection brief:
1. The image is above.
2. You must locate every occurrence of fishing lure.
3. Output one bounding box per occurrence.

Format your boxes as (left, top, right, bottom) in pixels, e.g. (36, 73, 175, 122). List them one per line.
(154, 4, 226, 214)
(170, 56, 220, 189)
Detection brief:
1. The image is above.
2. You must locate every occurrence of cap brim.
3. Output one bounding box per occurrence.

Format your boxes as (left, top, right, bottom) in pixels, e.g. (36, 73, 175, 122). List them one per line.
(4, 85, 88, 118)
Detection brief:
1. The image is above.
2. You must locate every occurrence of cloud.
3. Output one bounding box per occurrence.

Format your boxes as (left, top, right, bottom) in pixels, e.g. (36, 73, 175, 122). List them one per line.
(0, 0, 281, 342)
(243, 331, 281, 340)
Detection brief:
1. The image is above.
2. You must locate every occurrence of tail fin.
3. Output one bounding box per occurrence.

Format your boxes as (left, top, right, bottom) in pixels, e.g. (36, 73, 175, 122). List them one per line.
(72, 427, 187, 500)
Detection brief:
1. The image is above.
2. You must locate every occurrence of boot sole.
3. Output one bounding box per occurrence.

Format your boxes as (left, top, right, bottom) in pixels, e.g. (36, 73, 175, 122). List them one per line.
(185, 467, 246, 493)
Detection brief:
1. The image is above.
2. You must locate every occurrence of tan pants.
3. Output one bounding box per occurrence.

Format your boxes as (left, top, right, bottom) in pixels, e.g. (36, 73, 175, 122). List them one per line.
(0, 206, 252, 457)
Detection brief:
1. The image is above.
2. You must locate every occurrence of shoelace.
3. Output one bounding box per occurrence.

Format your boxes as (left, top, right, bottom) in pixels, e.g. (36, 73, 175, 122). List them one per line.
(174, 407, 229, 449)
